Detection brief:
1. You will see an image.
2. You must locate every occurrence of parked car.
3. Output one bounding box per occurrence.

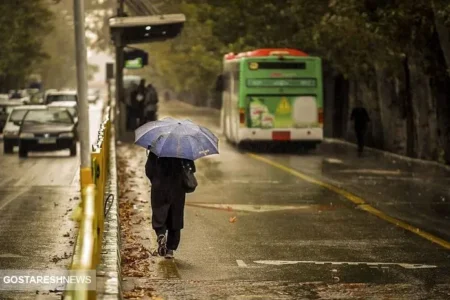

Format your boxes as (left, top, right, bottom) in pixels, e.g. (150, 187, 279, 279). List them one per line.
(0, 101, 22, 134)
(9, 90, 30, 104)
(2, 105, 47, 153)
(47, 101, 78, 124)
(45, 90, 77, 104)
(30, 92, 45, 104)
(18, 108, 77, 157)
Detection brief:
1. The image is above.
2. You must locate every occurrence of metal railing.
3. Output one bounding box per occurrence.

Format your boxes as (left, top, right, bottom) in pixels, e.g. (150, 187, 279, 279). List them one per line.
(63, 106, 112, 300)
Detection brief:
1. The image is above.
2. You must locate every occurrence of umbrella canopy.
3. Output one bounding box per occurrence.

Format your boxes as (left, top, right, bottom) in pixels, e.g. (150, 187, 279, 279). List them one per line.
(135, 117, 219, 160)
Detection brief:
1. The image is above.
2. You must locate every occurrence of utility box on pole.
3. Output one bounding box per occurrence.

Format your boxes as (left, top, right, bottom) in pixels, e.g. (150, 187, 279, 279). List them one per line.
(106, 63, 114, 81)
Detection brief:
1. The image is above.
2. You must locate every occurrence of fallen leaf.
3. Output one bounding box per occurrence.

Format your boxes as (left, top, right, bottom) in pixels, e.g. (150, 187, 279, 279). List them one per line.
(229, 216, 237, 223)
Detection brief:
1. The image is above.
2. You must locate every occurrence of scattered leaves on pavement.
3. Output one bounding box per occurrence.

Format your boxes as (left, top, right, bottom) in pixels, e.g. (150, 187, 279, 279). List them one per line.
(118, 145, 158, 294)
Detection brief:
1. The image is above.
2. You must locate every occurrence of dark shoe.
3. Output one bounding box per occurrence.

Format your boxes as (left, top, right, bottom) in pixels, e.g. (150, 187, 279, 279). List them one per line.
(165, 249, 174, 259)
(157, 234, 167, 256)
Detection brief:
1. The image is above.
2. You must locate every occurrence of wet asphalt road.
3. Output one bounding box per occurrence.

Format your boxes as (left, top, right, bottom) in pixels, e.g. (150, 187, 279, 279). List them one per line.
(121, 101, 450, 299)
(0, 101, 103, 300)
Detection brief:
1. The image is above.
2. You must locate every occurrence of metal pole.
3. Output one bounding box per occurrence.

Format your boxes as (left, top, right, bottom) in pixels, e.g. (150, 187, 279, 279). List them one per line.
(73, 0, 92, 185)
(115, 0, 125, 140)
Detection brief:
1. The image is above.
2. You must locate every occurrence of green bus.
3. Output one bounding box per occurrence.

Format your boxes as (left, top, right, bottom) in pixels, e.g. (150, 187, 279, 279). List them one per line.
(219, 48, 323, 147)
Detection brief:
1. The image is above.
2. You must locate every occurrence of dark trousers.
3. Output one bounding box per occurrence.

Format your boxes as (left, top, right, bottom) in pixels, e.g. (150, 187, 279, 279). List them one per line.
(155, 228, 181, 250)
(151, 187, 186, 251)
(126, 107, 138, 130)
(355, 127, 367, 153)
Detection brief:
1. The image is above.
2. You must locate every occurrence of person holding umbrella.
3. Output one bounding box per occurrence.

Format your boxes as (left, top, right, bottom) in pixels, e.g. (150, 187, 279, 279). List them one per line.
(135, 118, 219, 259)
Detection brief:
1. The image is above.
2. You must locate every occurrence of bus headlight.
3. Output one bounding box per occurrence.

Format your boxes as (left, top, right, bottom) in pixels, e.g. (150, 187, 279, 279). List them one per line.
(20, 133, 34, 138)
(3, 130, 19, 137)
(59, 132, 74, 138)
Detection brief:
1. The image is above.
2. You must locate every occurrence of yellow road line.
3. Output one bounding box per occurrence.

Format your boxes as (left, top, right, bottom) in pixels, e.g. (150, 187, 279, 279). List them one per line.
(247, 153, 450, 250)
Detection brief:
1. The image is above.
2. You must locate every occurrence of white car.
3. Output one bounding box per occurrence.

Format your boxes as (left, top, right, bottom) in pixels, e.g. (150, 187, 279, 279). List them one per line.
(88, 88, 100, 104)
(45, 90, 77, 104)
(47, 101, 78, 124)
(3, 105, 47, 153)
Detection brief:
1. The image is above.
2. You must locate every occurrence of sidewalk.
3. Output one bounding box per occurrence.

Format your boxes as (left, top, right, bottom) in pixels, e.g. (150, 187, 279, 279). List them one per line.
(117, 142, 176, 299)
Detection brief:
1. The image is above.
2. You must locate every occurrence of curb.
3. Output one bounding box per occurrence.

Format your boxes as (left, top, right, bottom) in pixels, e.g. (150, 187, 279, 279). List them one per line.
(96, 124, 123, 300)
(323, 138, 450, 173)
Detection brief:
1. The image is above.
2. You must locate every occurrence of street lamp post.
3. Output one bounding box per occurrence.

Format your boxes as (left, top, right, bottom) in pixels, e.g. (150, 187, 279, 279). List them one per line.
(73, 0, 92, 186)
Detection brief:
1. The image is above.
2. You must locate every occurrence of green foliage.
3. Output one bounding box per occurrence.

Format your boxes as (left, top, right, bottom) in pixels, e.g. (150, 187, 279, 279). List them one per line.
(0, 0, 53, 90)
(129, 0, 450, 103)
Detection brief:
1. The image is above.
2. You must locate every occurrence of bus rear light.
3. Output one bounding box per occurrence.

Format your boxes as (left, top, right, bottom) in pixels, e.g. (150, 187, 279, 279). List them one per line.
(318, 109, 324, 124)
(239, 108, 245, 124)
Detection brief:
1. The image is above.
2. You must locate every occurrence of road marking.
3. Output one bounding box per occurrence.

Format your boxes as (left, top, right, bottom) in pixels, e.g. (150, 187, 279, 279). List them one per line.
(0, 187, 31, 211)
(186, 203, 328, 213)
(325, 158, 343, 164)
(247, 153, 450, 250)
(253, 260, 437, 269)
(236, 260, 248, 267)
(336, 169, 402, 175)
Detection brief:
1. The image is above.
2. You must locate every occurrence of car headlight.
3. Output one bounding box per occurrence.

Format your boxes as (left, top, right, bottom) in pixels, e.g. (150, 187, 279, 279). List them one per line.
(3, 130, 19, 137)
(20, 133, 34, 138)
(59, 132, 74, 138)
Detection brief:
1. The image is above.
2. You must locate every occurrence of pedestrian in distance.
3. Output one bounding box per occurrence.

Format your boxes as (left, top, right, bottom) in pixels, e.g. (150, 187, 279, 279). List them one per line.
(142, 83, 158, 123)
(145, 150, 197, 259)
(164, 90, 170, 102)
(126, 82, 138, 131)
(130, 79, 146, 130)
(350, 101, 371, 156)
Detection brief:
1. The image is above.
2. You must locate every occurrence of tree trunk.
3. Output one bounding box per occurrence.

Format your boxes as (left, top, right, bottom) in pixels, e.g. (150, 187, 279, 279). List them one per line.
(374, 64, 407, 155)
(333, 74, 349, 138)
(432, 0, 450, 72)
(347, 78, 383, 148)
(403, 56, 416, 158)
(407, 56, 438, 160)
(323, 72, 335, 138)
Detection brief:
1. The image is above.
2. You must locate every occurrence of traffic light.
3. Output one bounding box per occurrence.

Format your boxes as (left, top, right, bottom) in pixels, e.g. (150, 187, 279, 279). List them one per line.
(109, 14, 186, 45)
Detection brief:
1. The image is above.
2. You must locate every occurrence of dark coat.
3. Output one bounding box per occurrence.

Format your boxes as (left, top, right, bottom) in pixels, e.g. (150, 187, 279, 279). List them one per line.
(350, 107, 370, 132)
(145, 152, 196, 230)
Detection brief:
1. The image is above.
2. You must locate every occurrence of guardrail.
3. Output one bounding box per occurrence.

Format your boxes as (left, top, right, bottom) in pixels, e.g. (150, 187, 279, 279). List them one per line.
(64, 106, 112, 300)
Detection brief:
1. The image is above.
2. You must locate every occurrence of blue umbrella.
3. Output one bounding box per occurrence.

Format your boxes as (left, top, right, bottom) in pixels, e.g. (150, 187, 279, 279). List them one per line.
(135, 117, 219, 160)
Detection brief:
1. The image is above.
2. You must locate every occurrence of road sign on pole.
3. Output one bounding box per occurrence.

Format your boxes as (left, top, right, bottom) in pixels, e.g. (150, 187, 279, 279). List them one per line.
(73, 0, 91, 186)
(124, 47, 148, 68)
